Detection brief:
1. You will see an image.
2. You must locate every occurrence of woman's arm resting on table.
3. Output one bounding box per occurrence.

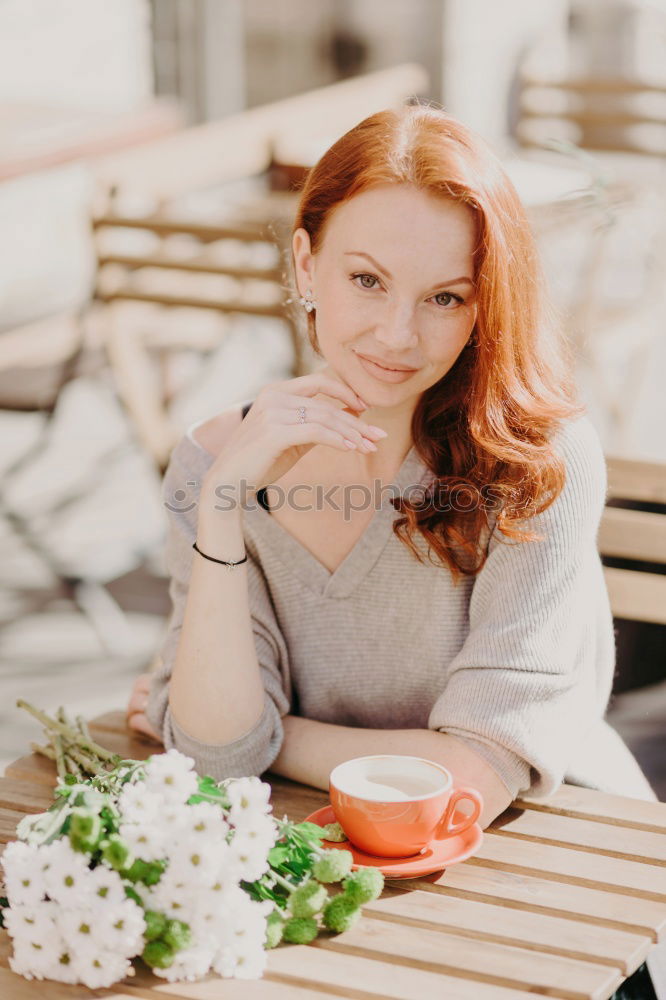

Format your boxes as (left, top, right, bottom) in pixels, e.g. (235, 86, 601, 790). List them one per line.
(270, 714, 513, 830)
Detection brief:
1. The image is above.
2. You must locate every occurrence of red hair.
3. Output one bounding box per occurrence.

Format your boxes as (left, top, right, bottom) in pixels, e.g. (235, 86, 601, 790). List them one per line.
(291, 105, 584, 581)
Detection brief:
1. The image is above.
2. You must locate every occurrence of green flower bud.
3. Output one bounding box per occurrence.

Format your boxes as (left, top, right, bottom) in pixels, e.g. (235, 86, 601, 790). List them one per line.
(342, 867, 385, 905)
(162, 919, 192, 952)
(68, 808, 102, 853)
(142, 939, 175, 969)
(311, 849, 353, 883)
(123, 858, 164, 886)
(282, 916, 319, 944)
(264, 910, 285, 949)
(320, 822, 347, 842)
(143, 910, 167, 942)
(289, 880, 329, 918)
(101, 834, 132, 871)
(322, 893, 361, 934)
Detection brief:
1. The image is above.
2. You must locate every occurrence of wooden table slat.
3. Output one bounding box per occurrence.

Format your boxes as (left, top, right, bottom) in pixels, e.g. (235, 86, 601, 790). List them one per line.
(267, 942, 554, 1000)
(0, 807, 24, 844)
(516, 785, 666, 834)
(406, 863, 666, 941)
(0, 777, 54, 814)
(477, 830, 666, 900)
(494, 806, 666, 864)
(372, 887, 651, 975)
(118, 973, 347, 999)
(316, 917, 622, 1000)
(4, 754, 60, 787)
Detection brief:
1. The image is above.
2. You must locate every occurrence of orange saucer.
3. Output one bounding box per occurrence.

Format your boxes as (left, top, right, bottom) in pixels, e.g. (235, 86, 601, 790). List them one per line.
(303, 804, 483, 879)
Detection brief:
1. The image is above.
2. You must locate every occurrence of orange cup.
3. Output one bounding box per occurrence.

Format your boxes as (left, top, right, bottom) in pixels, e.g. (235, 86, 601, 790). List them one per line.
(329, 754, 483, 858)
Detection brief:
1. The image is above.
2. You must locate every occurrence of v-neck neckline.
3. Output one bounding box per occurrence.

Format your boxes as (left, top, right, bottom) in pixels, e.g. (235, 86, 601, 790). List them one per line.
(245, 443, 427, 599)
(182, 427, 428, 600)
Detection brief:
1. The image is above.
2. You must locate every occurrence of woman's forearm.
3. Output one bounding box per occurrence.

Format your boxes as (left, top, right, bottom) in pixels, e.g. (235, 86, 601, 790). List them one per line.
(271, 715, 513, 829)
(168, 491, 265, 745)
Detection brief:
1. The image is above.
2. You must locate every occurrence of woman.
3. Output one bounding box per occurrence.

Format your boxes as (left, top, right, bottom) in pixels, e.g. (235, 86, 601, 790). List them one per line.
(126, 104, 655, 831)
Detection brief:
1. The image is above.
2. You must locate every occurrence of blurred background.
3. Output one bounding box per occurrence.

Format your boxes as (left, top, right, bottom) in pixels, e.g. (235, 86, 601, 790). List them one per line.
(1, 0, 664, 794)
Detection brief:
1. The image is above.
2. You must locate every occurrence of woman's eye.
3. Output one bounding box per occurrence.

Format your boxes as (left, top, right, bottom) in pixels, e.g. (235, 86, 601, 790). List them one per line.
(351, 272, 380, 290)
(432, 291, 463, 308)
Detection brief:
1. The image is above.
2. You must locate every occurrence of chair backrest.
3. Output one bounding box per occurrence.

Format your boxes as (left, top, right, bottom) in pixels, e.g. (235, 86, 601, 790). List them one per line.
(516, 75, 666, 157)
(600, 456, 666, 625)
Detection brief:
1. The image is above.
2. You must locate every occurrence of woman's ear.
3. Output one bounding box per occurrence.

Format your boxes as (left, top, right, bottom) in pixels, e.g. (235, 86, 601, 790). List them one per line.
(292, 227, 314, 296)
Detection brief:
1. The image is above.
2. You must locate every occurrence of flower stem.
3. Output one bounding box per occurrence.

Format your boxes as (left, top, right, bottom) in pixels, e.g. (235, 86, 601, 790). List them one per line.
(53, 733, 67, 781)
(62, 743, 106, 776)
(270, 869, 300, 894)
(17, 700, 118, 763)
(30, 741, 55, 761)
(76, 715, 92, 744)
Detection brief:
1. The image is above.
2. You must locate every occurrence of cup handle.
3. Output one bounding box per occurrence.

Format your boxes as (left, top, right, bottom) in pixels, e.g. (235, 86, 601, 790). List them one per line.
(435, 787, 483, 838)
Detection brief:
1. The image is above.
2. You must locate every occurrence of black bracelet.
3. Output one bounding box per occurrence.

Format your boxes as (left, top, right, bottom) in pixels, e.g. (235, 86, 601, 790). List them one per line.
(192, 541, 248, 569)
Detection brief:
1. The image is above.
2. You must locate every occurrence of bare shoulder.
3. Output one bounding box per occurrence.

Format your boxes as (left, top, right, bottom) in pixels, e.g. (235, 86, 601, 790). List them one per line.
(192, 404, 245, 459)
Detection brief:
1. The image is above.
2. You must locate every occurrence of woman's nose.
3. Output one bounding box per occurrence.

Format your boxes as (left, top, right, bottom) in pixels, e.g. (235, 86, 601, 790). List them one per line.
(374, 304, 418, 349)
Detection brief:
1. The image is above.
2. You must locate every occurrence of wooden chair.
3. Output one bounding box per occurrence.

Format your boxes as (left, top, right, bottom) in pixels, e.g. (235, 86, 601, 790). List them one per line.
(601, 455, 666, 628)
(92, 209, 302, 471)
(516, 75, 666, 158)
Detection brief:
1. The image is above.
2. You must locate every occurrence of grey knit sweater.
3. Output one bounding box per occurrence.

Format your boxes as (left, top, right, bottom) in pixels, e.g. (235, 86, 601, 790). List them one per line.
(146, 410, 655, 802)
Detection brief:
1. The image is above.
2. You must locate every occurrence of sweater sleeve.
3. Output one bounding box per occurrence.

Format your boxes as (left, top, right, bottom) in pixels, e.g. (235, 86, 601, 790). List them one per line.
(145, 437, 292, 780)
(427, 415, 615, 799)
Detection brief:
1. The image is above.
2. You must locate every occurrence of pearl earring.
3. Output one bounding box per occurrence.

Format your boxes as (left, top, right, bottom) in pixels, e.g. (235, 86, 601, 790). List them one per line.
(298, 288, 316, 313)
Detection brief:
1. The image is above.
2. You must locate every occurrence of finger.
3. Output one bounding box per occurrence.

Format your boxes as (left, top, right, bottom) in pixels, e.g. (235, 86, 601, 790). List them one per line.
(128, 711, 162, 743)
(278, 374, 366, 412)
(270, 417, 372, 454)
(278, 400, 386, 451)
(136, 674, 152, 694)
(126, 691, 149, 718)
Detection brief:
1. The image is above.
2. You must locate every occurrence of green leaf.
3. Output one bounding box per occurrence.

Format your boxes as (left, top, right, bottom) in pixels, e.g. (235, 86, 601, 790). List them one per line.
(292, 822, 326, 842)
(267, 846, 290, 866)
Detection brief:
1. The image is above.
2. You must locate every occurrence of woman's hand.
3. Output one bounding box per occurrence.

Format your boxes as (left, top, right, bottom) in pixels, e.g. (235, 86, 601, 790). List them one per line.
(126, 672, 162, 743)
(201, 372, 387, 501)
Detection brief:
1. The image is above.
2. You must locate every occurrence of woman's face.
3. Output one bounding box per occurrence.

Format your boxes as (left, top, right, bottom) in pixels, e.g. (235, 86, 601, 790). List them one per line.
(293, 184, 478, 408)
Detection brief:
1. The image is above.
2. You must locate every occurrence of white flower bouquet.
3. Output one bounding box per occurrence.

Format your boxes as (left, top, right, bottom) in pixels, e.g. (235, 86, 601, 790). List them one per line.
(0, 702, 384, 989)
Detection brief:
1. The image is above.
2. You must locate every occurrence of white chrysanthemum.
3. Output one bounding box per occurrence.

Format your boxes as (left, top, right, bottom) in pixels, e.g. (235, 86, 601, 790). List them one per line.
(211, 945, 237, 978)
(118, 821, 166, 863)
(226, 835, 271, 882)
(87, 864, 126, 907)
(174, 801, 229, 845)
(167, 839, 227, 887)
(2, 840, 45, 906)
(149, 869, 194, 921)
(225, 776, 272, 821)
(117, 782, 164, 824)
(90, 898, 146, 954)
(3, 901, 57, 943)
(46, 948, 83, 985)
(143, 749, 198, 804)
(230, 940, 268, 980)
(55, 907, 98, 952)
(6, 907, 64, 979)
(231, 815, 278, 854)
(40, 840, 93, 908)
(73, 950, 134, 989)
(151, 942, 214, 983)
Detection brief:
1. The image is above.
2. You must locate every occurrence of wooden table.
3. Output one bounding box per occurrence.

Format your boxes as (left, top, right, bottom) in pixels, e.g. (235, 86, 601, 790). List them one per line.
(2, 711, 666, 1000)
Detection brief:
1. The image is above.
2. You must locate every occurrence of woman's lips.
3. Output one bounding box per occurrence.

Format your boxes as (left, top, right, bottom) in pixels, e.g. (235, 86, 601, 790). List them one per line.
(356, 353, 418, 383)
